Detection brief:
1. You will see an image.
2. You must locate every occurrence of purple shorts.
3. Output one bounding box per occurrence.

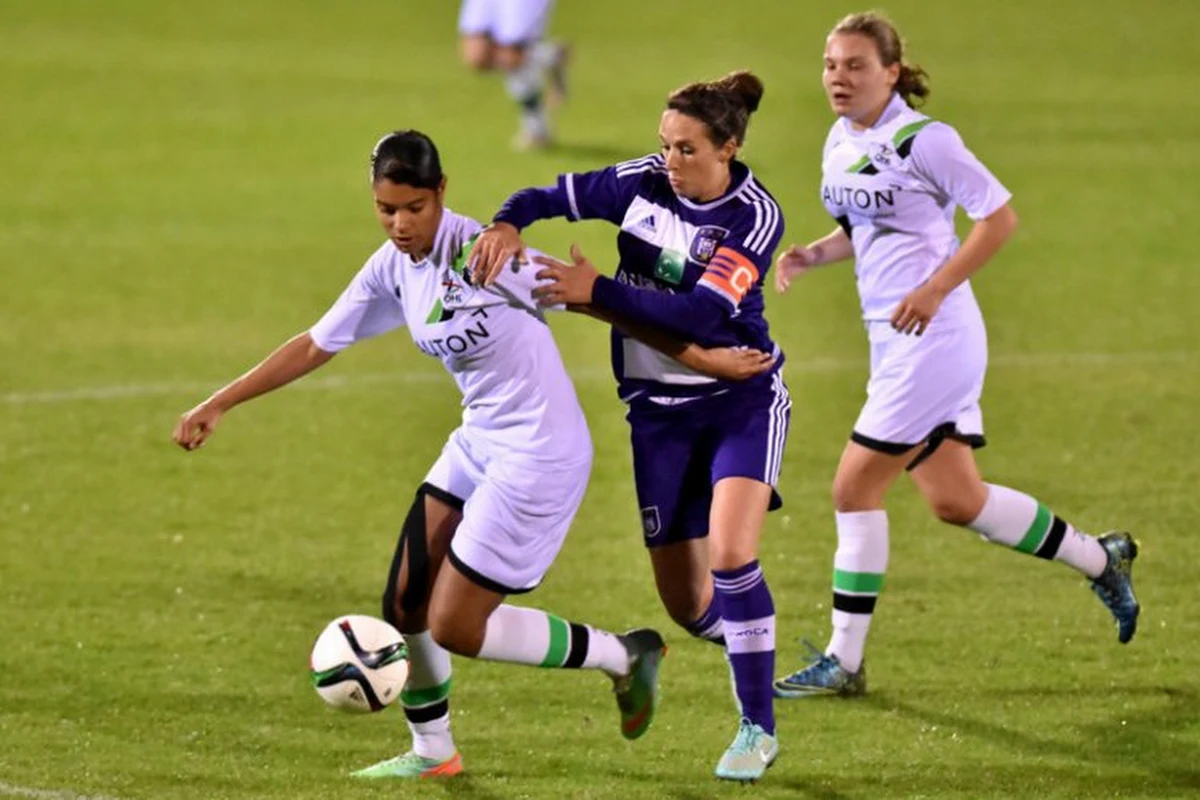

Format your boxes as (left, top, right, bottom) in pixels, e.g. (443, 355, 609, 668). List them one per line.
(628, 372, 791, 548)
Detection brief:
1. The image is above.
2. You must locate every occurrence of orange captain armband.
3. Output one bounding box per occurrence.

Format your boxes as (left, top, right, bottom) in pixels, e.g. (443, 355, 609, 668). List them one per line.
(698, 247, 761, 306)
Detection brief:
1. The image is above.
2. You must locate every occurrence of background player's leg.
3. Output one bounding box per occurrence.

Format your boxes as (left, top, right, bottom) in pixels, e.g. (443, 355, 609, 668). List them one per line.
(910, 440, 1139, 642)
(776, 441, 910, 699)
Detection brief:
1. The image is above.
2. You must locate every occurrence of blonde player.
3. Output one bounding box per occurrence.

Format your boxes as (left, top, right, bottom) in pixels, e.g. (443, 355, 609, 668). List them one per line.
(458, 0, 569, 150)
(172, 131, 769, 778)
(772, 13, 1140, 699)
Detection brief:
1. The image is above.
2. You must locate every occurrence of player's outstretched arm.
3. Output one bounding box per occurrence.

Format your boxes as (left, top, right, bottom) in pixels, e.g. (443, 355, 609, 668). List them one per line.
(571, 304, 774, 381)
(172, 332, 335, 451)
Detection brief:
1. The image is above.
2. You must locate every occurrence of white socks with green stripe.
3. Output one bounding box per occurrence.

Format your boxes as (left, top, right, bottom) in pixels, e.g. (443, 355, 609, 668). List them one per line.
(401, 631, 455, 761)
(828, 510, 889, 673)
(968, 483, 1107, 577)
(478, 604, 630, 677)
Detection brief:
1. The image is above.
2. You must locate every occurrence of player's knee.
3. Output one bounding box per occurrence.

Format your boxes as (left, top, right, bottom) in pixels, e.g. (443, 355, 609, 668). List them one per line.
(494, 45, 525, 71)
(926, 493, 984, 527)
(833, 474, 879, 512)
(460, 37, 494, 70)
(427, 605, 484, 657)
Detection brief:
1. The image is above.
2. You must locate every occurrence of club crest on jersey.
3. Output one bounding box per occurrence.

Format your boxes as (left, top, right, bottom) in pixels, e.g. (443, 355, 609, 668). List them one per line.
(689, 225, 729, 264)
(871, 143, 895, 168)
(442, 277, 465, 306)
(641, 506, 662, 540)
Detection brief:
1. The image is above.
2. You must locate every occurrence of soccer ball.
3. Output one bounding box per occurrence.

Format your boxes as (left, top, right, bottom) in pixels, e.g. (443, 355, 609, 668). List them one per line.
(309, 615, 408, 713)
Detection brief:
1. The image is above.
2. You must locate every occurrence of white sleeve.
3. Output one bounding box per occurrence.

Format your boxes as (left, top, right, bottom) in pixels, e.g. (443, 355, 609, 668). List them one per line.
(485, 247, 562, 315)
(909, 123, 1013, 221)
(309, 254, 406, 352)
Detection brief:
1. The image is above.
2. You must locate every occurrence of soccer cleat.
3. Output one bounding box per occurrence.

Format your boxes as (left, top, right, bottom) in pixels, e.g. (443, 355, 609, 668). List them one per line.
(1090, 531, 1140, 644)
(714, 718, 779, 782)
(512, 129, 553, 152)
(350, 751, 463, 779)
(613, 628, 666, 740)
(773, 640, 866, 699)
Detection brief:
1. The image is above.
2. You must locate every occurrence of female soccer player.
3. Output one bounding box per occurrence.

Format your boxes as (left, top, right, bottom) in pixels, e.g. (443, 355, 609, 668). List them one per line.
(457, 0, 569, 150)
(171, 130, 765, 779)
(471, 71, 789, 782)
(771, 12, 1139, 700)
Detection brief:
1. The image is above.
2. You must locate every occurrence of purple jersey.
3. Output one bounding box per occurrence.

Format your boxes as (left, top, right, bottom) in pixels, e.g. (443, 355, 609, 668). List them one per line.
(494, 154, 785, 401)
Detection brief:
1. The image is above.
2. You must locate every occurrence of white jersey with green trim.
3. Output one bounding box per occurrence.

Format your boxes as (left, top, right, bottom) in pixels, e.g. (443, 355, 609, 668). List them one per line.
(309, 208, 589, 465)
(821, 93, 1012, 327)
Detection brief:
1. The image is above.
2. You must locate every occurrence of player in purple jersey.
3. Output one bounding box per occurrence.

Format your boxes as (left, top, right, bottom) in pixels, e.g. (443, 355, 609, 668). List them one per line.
(471, 71, 789, 782)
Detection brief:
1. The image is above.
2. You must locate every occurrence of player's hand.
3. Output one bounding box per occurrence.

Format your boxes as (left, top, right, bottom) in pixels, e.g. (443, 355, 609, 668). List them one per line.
(173, 401, 224, 451)
(890, 282, 947, 335)
(695, 347, 777, 381)
(469, 222, 526, 286)
(532, 244, 599, 305)
(774, 244, 820, 293)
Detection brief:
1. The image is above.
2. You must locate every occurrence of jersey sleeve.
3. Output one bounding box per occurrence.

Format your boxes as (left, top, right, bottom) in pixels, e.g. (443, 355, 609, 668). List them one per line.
(557, 154, 664, 225)
(309, 251, 406, 353)
(909, 123, 1013, 221)
(695, 193, 785, 311)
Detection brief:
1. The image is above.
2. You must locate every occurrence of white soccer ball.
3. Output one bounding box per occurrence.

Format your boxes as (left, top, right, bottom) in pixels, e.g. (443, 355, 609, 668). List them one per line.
(309, 614, 408, 713)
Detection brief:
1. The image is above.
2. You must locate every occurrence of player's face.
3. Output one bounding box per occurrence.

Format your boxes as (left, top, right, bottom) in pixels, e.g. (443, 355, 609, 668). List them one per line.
(373, 178, 445, 259)
(823, 33, 900, 123)
(659, 110, 737, 202)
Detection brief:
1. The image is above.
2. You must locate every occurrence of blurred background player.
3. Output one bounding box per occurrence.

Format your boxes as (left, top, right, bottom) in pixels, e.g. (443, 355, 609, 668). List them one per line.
(471, 71, 789, 782)
(458, 0, 569, 150)
(171, 130, 769, 779)
(771, 12, 1140, 700)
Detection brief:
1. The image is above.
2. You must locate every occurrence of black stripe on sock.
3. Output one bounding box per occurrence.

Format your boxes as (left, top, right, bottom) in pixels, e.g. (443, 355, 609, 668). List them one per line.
(833, 592, 878, 614)
(563, 623, 590, 668)
(1035, 515, 1068, 560)
(404, 698, 449, 724)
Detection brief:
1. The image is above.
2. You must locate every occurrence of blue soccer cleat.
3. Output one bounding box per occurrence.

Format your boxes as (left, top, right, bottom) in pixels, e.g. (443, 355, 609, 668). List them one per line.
(774, 640, 866, 699)
(1090, 531, 1140, 644)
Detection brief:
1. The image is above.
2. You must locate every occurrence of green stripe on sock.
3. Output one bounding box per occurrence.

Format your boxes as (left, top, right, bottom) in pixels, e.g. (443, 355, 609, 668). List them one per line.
(540, 614, 570, 667)
(833, 569, 885, 594)
(400, 678, 452, 708)
(1016, 504, 1053, 554)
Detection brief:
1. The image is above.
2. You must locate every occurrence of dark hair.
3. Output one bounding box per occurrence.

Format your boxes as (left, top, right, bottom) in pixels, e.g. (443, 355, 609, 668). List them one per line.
(369, 130, 444, 188)
(666, 70, 765, 147)
(832, 12, 930, 108)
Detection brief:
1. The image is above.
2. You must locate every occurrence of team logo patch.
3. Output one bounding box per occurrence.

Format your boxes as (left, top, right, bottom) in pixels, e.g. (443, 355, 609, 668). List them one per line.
(689, 225, 729, 264)
(640, 506, 662, 540)
(442, 277, 465, 306)
(871, 143, 895, 168)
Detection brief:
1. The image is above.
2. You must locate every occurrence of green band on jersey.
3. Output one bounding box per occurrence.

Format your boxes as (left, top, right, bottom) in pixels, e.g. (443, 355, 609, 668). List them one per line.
(846, 154, 872, 174)
(400, 678, 452, 707)
(892, 118, 936, 150)
(425, 298, 444, 325)
(832, 569, 885, 594)
(451, 232, 481, 276)
(541, 614, 570, 667)
(1016, 504, 1053, 554)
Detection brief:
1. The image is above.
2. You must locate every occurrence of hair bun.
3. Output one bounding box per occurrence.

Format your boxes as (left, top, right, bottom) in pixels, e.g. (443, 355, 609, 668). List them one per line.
(713, 70, 764, 114)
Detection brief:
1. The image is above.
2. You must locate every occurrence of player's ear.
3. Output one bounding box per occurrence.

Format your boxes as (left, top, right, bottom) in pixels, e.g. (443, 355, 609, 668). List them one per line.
(719, 137, 738, 164)
(437, 176, 448, 199)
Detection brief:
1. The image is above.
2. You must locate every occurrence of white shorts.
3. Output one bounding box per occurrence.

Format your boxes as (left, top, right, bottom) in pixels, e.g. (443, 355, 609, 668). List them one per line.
(425, 427, 591, 594)
(457, 0, 553, 46)
(852, 320, 988, 453)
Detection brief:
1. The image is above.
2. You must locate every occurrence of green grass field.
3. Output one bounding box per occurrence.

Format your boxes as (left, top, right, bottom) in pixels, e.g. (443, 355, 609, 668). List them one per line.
(3, 1, 1199, 797)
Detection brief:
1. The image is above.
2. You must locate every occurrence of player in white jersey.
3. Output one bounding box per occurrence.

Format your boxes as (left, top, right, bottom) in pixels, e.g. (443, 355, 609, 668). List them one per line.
(458, 0, 569, 150)
(772, 12, 1140, 699)
(171, 131, 764, 778)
